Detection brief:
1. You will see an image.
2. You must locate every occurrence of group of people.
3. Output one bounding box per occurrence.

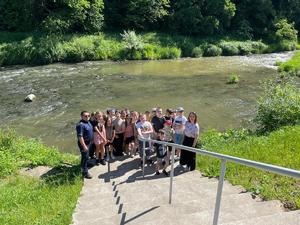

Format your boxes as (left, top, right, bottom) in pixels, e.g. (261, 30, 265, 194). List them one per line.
(76, 107, 200, 179)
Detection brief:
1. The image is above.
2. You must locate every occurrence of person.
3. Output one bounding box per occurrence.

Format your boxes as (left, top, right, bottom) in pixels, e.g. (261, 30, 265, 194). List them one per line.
(88, 112, 97, 159)
(113, 110, 125, 156)
(136, 113, 154, 166)
(162, 120, 175, 159)
(76, 111, 93, 179)
(104, 116, 116, 161)
(93, 112, 107, 165)
(151, 107, 166, 136)
(164, 108, 175, 123)
(145, 111, 151, 122)
(173, 107, 187, 158)
(154, 130, 169, 176)
(180, 112, 199, 171)
(124, 115, 136, 157)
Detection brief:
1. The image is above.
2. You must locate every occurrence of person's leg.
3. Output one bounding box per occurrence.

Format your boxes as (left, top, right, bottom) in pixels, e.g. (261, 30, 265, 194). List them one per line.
(99, 143, 106, 165)
(188, 152, 196, 171)
(81, 150, 90, 176)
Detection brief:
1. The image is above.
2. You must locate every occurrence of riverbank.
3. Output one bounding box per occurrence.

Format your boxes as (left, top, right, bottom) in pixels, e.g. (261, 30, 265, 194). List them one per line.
(0, 31, 297, 66)
(0, 130, 83, 225)
(278, 51, 300, 76)
(197, 125, 300, 210)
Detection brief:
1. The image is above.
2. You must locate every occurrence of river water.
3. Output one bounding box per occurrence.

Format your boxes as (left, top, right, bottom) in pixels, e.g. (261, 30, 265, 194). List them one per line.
(0, 52, 294, 153)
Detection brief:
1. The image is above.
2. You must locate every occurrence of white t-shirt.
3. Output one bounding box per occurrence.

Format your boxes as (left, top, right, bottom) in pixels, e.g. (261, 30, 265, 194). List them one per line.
(136, 121, 153, 139)
(184, 122, 199, 138)
(173, 115, 187, 134)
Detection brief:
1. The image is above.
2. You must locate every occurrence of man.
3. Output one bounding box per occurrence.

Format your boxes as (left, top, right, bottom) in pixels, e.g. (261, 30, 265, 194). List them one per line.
(76, 111, 93, 179)
(151, 107, 166, 135)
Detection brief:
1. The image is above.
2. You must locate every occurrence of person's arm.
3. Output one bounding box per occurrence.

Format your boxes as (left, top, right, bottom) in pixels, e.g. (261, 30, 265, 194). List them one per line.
(193, 124, 200, 147)
(111, 127, 115, 143)
(101, 125, 107, 142)
(79, 137, 88, 151)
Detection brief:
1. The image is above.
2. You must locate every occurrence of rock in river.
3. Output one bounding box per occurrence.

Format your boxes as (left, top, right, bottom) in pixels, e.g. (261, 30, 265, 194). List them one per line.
(24, 94, 36, 102)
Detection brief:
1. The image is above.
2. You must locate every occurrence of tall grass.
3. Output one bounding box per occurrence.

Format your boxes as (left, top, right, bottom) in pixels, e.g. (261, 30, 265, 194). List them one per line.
(197, 126, 300, 209)
(278, 51, 300, 76)
(0, 31, 282, 66)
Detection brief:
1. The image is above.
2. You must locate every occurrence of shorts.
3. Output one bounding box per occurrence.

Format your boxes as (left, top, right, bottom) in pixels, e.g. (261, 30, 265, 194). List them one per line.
(157, 155, 168, 163)
(105, 139, 113, 147)
(94, 133, 103, 145)
(125, 136, 135, 144)
(175, 133, 184, 145)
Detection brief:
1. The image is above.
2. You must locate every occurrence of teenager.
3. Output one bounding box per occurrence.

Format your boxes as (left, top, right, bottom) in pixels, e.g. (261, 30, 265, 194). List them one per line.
(151, 107, 166, 135)
(105, 116, 116, 161)
(124, 115, 136, 157)
(180, 112, 200, 171)
(173, 107, 187, 159)
(154, 130, 169, 176)
(113, 110, 125, 156)
(93, 112, 107, 165)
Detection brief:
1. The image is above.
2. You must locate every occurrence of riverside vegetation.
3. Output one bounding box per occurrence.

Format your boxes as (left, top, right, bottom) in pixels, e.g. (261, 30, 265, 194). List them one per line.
(0, 0, 300, 66)
(197, 77, 300, 210)
(0, 130, 83, 225)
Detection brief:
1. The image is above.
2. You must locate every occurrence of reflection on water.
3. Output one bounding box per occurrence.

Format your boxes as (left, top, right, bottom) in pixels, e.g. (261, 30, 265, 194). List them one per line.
(0, 53, 293, 153)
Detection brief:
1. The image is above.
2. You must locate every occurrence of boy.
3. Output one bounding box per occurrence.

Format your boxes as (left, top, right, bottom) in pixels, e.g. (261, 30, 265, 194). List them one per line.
(154, 130, 169, 176)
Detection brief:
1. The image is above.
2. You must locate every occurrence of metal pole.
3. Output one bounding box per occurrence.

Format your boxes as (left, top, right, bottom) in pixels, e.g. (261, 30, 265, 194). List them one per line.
(169, 146, 175, 204)
(142, 140, 146, 178)
(213, 159, 227, 225)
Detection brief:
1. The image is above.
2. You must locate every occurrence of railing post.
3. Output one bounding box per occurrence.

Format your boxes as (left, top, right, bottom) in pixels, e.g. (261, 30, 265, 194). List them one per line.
(169, 146, 175, 204)
(213, 159, 227, 225)
(142, 140, 146, 178)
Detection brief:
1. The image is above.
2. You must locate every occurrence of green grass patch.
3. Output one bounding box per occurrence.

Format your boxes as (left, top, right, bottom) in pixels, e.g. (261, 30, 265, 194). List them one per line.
(0, 130, 83, 224)
(278, 51, 300, 76)
(197, 126, 300, 209)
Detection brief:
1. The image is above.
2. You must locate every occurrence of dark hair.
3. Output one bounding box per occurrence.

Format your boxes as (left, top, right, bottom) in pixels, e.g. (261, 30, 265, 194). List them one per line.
(81, 111, 89, 116)
(188, 112, 197, 123)
(125, 115, 132, 127)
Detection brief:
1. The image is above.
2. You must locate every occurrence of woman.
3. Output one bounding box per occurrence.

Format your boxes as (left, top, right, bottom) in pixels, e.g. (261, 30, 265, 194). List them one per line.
(124, 115, 136, 157)
(93, 111, 107, 165)
(105, 116, 116, 161)
(112, 110, 125, 156)
(180, 112, 199, 171)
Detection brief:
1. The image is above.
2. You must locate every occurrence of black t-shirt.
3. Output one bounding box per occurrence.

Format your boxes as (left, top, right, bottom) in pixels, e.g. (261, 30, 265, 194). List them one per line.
(151, 116, 166, 133)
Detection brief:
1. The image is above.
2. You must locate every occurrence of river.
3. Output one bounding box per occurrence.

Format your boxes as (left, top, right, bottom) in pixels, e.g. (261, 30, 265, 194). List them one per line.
(0, 52, 294, 153)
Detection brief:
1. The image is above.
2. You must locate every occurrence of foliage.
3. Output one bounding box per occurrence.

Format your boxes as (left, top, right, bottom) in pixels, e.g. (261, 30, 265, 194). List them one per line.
(273, 19, 298, 51)
(197, 125, 300, 209)
(191, 47, 204, 58)
(203, 44, 222, 57)
(254, 78, 300, 133)
(227, 74, 239, 84)
(219, 42, 239, 56)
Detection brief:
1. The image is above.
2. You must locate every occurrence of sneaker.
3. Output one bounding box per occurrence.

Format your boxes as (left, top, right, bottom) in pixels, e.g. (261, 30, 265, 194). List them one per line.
(105, 155, 110, 162)
(162, 170, 169, 177)
(96, 159, 100, 166)
(155, 171, 160, 175)
(83, 173, 92, 179)
(147, 159, 154, 166)
(100, 159, 106, 165)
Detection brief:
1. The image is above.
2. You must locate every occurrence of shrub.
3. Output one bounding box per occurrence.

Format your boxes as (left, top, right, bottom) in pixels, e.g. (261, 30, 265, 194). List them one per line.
(203, 44, 222, 57)
(219, 42, 239, 56)
(238, 42, 252, 55)
(121, 30, 144, 59)
(254, 78, 300, 133)
(191, 46, 204, 58)
(41, 16, 71, 34)
(250, 41, 268, 54)
(168, 47, 181, 59)
(141, 44, 157, 59)
(274, 19, 298, 51)
(227, 74, 239, 84)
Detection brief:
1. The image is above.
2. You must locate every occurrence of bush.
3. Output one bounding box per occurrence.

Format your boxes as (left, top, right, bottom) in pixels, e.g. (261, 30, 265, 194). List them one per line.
(219, 42, 239, 56)
(191, 46, 204, 58)
(273, 19, 298, 51)
(238, 42, 252, 55)
(168, 47, 181, 59)
(254, 78, 300, 133)
(203, 44, 222, 57)
(227, 74, 239, 84)
(250, 41, 268, 54)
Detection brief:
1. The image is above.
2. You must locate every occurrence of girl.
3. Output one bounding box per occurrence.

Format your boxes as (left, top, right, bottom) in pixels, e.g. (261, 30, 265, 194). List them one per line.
(124, 115, 136, 157)
(105, 116, 116, 161)
(180, 112, 199, 171)
(93, 111, 107, 165)
(113, 110, 125, 156)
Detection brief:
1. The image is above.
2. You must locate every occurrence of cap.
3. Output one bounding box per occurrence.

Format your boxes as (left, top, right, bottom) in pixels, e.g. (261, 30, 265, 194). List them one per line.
(177, 107, 184, 112)
(151, 107, 157, 112)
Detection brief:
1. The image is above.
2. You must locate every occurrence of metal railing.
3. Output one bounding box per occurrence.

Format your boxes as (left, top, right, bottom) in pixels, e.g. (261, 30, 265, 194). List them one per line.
(138, 137, 300, 225)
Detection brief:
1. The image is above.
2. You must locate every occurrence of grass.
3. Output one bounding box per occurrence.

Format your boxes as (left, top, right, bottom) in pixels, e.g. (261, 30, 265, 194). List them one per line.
(278, 51, 300, 76)
(0, 130, 83, 225)
(227, 74, 240, 84)
(0, 31, 283, 66)
(197, 125, 300, 210)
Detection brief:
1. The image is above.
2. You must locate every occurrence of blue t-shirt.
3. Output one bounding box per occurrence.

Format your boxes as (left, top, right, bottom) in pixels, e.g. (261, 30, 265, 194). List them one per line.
(76, 120, 93, 146)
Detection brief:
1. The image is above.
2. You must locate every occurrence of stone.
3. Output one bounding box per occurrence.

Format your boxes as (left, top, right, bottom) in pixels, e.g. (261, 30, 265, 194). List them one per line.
(24, 94, 36, 102)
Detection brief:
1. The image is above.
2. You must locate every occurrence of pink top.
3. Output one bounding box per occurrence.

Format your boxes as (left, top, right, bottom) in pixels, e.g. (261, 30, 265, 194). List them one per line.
(124, 124, 134, 138)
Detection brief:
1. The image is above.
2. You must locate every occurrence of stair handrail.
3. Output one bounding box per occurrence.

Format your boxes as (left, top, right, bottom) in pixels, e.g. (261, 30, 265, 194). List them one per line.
(138, 137, 300, 225)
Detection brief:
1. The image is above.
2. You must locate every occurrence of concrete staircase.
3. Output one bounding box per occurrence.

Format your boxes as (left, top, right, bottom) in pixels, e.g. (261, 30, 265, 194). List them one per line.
(71, 156, 300, 225)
